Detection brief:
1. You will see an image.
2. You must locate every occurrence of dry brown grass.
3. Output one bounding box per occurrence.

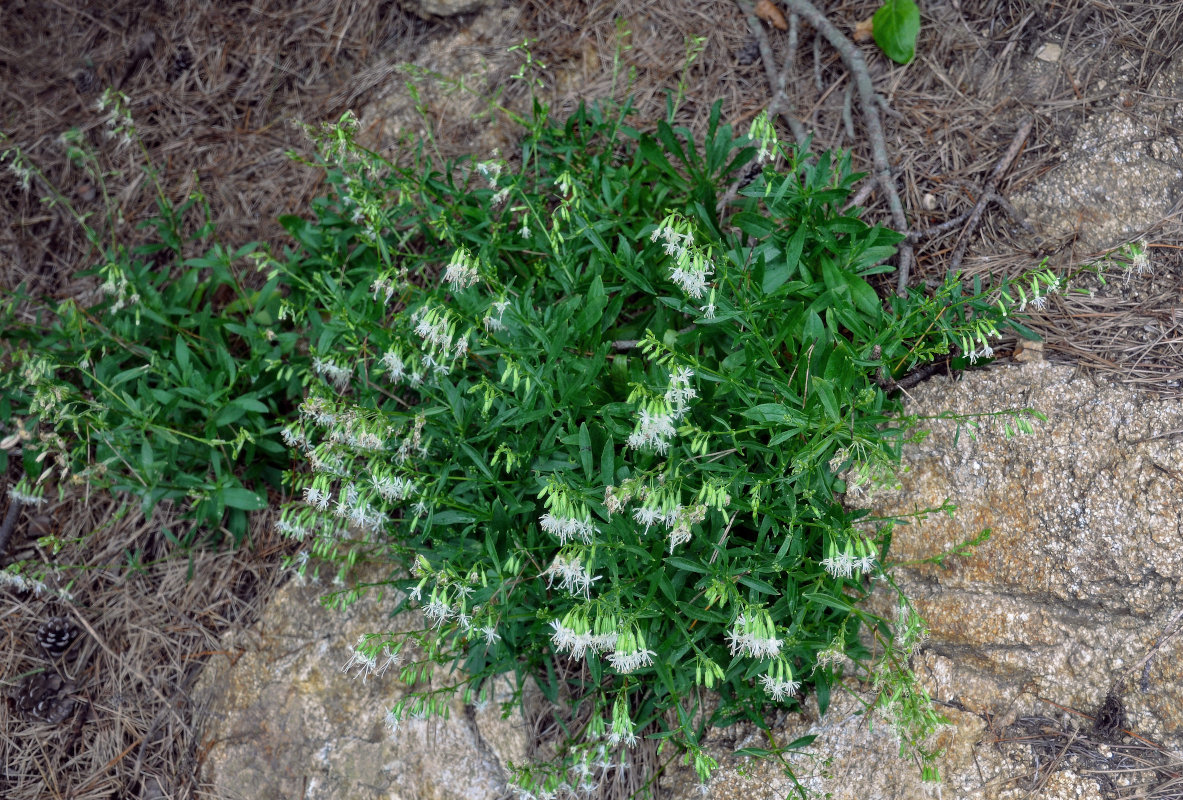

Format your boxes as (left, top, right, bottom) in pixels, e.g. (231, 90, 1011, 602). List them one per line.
(1, 493, 293, 799)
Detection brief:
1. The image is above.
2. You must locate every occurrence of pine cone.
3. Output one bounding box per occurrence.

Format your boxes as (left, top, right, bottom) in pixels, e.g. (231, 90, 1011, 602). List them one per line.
(73, 67, 98, 95)
(167, 46, 194, 83)
(37, 616, 79, 658)
(10, 672, 76, 724)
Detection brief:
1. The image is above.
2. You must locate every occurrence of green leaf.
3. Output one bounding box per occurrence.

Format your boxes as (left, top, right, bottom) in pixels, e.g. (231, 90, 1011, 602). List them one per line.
(873, 0, 921, 65)
(600, 438, 615, 486)
(222, 487, 266, 510)
(175, 335, 191, 374)
(741, 404, 807, 425)
(578, 423, 593, 482)
(666, 556, 707, 574)
(215, 403, 247, 427)
(575, 275, 608, 336)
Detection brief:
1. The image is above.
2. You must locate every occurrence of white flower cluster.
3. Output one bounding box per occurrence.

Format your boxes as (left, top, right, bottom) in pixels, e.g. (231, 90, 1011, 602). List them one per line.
(748, 109, 778, 164)
(482, 298, 510, 333)
(0, 568, 50, 597)
(538, 481, 598, 546)
(607, 478, 719, 553)
(760, 669, 801, 701)
(649, 214, 715, 303)
(7, 483, 46, 507)
(627, 406, 677, 454)
(549, 618, 618, 661)
(543, 552, 600, 598)
(370, 267, 406, 305)
(373, 473, 416, 502)
(325, 416, 387, 452)
(2, 146, 33, 192)
(726, 611, 783, 660)
(333, 482, 389, 532)
(280, 425, 310, 451)
(663, 365, 697, 414)
(410, 304, 472, 377)
(443, 247, 481, 290)
(476, 159, 509, 205)
(633, 502, 707, 551)
(627, 366, 698, 455)
(540, 513, 596, 545)
(820, 537, 877, 579)
(312, 356, 352, 390)
(341, 634, 401, 683)
(606, 628, 655, 674)
(1127, 240, 1152, 280)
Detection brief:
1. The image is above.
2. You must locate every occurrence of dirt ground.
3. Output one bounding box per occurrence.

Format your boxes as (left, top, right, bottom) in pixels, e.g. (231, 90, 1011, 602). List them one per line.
(1, 0, 1181, 798)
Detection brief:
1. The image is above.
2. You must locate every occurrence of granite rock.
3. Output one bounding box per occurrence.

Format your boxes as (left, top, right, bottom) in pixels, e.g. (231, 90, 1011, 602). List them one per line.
(667, 360, 1183, 800)
(195, 567, 530, 800)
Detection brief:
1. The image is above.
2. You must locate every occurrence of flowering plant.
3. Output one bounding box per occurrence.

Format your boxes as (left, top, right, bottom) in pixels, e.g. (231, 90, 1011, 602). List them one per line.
(271, 99, 1045, 792)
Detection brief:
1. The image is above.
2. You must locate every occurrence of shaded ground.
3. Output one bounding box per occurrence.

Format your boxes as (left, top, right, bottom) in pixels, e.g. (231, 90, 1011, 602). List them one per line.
(1, 0, 1181, 798)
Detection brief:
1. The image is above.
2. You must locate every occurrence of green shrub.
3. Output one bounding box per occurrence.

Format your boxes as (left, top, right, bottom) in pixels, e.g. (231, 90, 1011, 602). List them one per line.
(0, 90, 306, 543)
(273, 97, 1049, 792)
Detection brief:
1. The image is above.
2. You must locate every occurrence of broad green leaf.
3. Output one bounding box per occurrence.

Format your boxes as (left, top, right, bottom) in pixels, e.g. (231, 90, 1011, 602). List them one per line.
(222, 487, 266, 510)
(873, 0, 921, 65)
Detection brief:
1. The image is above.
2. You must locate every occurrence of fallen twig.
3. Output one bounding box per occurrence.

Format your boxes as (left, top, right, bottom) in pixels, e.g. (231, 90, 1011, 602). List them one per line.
(947, 117, 1035, 272)
(0, 497, 22, 561)
(719, 2, 811, 216)
(740, 1, 808, 147)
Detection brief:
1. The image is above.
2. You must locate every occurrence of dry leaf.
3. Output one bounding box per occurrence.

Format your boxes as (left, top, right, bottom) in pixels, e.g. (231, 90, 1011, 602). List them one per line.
(755, 0, 788, 31)
(853, 15, 875, 42)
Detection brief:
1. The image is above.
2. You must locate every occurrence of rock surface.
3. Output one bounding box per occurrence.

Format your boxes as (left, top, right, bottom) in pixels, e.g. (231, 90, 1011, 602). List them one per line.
(407, 0, 491, 17)
(361, 3, 525, 160)
(1012, 59, 1183, 252)
(667, 359, 1183, 800)
(195, 566, 530, 800)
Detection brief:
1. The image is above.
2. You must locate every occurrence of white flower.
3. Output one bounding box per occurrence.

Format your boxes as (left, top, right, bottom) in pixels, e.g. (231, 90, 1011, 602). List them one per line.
(608, 647, 655, 674)
(303, 486, 330, 511)
(627, 408, 678, 453)
(443, 260, 480, 290)
(373, 475, 415, 502)
(280, 426, 310, 450)
(480, 625, 501, 644)
(539, 513, 596, 545)
(760, 673, 801, 701)
(664, 366, 697, 410)
(7, 486, 46, 507)
(476, 160, 502, 183)
(312, 357, 352, 390)
(341, 640, 380, 682)
(543, 553, 600, 598)
(632, 505, 663, 532)
(382, 351, 405, 382)
(726, 613, 783, 659)
(821, 551, 856, 579)
(549, 619, 579, 653)
(424, 597, 452, 627)
(669, 265, 711, 298)
(854, 554, 877, 574)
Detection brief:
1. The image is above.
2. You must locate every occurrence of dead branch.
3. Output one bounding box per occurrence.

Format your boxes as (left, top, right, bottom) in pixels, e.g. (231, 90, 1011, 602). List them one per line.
(947, 117, 1035, 272)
